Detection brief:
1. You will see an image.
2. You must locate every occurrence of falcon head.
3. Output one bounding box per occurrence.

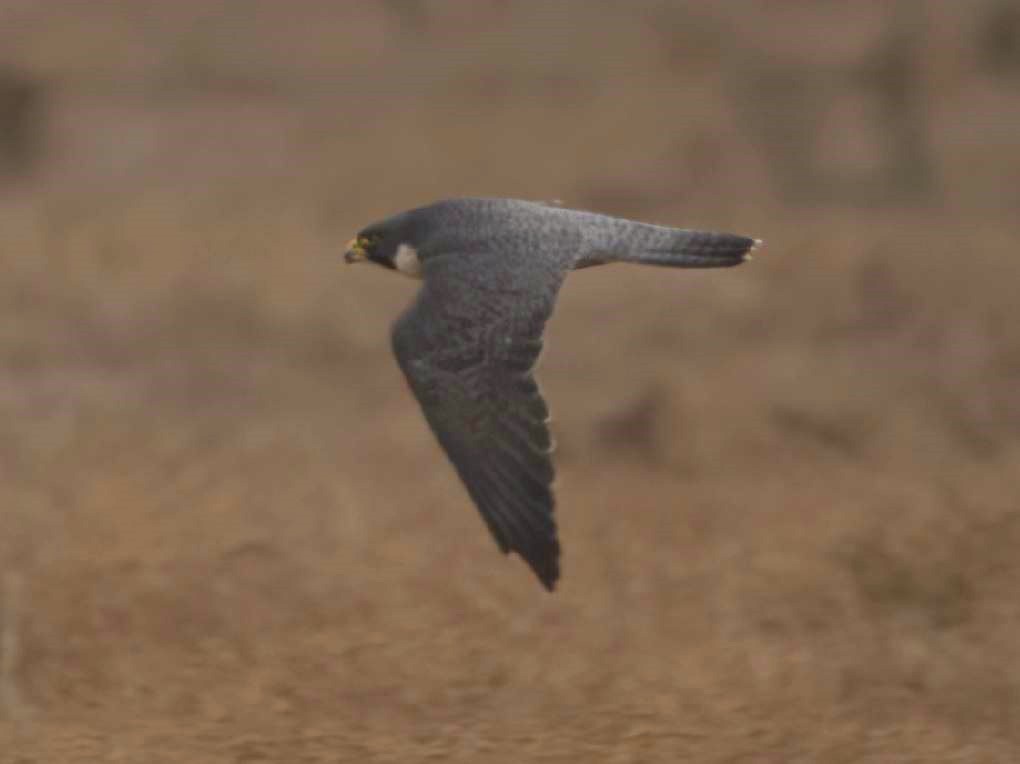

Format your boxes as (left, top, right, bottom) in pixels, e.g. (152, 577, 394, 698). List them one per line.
(344, 218, 422, 278)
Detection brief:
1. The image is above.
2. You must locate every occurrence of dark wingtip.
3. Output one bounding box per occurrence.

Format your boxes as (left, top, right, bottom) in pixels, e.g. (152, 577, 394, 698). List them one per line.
(520, 540, 560, 592)
(539, 566, 559, 592)
(538, 572, 558, 592)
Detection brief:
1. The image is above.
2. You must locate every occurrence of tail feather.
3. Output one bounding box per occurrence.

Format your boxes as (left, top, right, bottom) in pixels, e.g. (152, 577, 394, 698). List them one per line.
(623, 230, 762, 268)
(569, 210, 762, 270)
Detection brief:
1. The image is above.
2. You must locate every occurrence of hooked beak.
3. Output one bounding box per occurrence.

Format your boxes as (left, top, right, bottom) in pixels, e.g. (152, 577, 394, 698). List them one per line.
(344, 237, 367, 264)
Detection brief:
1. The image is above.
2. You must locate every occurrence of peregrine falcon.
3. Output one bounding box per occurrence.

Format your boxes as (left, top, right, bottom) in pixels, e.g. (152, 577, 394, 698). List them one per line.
(344, 197, 760, 591)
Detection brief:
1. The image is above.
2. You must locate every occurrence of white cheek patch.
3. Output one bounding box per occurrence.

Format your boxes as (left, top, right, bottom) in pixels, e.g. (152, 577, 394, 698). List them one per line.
(394, 243, 423, 278)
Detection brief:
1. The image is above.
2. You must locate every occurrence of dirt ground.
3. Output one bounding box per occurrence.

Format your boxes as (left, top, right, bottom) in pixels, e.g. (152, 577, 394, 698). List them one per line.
(2, 2, 1020, 762)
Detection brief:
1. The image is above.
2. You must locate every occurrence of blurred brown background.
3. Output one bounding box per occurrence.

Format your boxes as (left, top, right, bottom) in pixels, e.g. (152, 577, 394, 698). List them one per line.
(2, 1, 1019, 761)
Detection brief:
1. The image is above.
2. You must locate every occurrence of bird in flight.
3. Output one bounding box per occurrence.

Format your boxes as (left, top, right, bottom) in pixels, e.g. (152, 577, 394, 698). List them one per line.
(344, 198, 760, 590)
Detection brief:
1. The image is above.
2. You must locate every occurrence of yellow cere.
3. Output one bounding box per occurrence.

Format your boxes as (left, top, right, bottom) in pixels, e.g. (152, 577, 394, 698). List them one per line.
(345, 237, 368, 261)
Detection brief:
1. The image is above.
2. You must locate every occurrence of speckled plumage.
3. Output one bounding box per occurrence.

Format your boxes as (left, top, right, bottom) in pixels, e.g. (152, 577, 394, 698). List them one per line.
(344, 198, 760, 590)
